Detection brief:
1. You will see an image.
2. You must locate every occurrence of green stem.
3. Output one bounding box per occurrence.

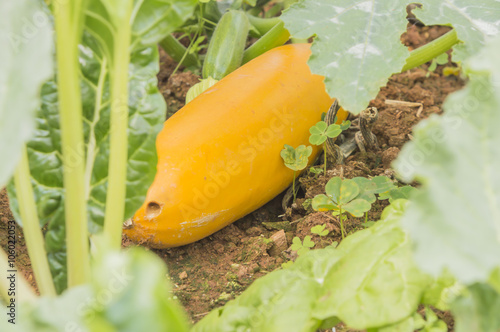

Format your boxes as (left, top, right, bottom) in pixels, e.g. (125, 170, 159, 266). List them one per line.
(53, 0, 90, 288)
(323, 145, 327, 175)
(13, 146, 56, 296)
(292, 171, 297, 203)
(0, 249, 36, 303)
(246, 14, 281, 37)
(339, 208, 345, 239)
(173, 20, 205, 77)
(159, 34, 199, 68)
(242, 21, 290, 64)
(402, 29, 459, 72)
(103, 8, 133, 251)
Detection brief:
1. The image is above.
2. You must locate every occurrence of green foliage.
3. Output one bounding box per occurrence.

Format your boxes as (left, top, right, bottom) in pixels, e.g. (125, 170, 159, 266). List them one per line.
(193, 201, 431, 331)
(188, 35, 207, 54)
(7, 0, 197, 294)
(308, 166, 323, 177)
(427, 52, 449, 72)
(393, 35, 500, 285)
(281, 144, 313, 171)
(0, 248, 190, 332)
(282, 0, 409, 114)
(339, 120, 351, 131)
(290, 236, 315, 256)
(451, 283, 500, 332)
(421, 270, 463, 311)
(311, 224, 329, 236)
(415, 0, 500, 63)
(312, 177, 371, 217)
(281, 144, 313, 202)
(378, 185, 418, 203)
(308, 121, 342, 145)
(185, 77, 219, 104)
(312, 176, 395, 238)
(361, 221, 376, 228)
(0, 0, 53, 188)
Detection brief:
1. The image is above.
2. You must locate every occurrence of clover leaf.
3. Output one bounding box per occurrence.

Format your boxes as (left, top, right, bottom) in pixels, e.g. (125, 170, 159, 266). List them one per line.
(309, 121, 342, 145)
(280, 144, 313, 171)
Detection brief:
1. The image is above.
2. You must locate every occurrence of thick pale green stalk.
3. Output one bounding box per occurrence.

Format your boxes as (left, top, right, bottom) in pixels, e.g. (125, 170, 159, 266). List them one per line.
(402, 29, 459, 72)
(103, 13, 132, 250)
(0, 249, 36, 303)
(242, 21, 290, 64)
(13, 146, 56, 296)
(53, 0, 90, 287)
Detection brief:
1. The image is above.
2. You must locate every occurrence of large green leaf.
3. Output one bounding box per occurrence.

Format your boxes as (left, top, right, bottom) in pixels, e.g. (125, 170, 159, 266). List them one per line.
(0, 0, 53, 187)
(7, 0, 196, 294)
(194, 200, 430, 331)
(416, 0, 500, 62)
(8, 34, 165, 293)
(313, 204, 430, 328)
(393, 36, 500, 284)
(451, 283, 500, 332)
(0, 248, 190, 332)
(281, 0, 409, 114)
(85, 0, 198, 57)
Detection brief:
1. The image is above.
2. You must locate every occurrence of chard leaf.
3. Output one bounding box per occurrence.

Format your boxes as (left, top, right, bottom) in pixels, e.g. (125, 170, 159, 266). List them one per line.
(194, 202, 430, 331)
(451, 283, 500, 332)
(9, 34, 165, 293)
(8, 0, 196, 294)
(281, 0, 409, 114)
(86, 0, 198, 56)
(416, 0, 500, 62)
(0, 248, 189, 332)
(0, 0, 53, 187)
(393, 36, 500, 284)
(313, 215, 430, 328)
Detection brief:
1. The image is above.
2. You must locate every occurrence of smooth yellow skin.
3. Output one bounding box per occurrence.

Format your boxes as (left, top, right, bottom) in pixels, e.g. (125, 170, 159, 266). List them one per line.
(125, 44, 349, 248)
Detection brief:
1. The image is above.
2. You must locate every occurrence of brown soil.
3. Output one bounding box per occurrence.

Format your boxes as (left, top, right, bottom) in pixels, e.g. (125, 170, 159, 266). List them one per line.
(0, 22, 464, 330)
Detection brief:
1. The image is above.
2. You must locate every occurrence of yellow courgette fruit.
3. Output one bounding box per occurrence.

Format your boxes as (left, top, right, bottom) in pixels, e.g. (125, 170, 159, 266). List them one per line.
(124, 44, 349, 248)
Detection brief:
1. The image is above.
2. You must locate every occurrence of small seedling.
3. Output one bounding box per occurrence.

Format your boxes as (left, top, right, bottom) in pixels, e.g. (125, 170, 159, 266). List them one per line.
(281, 144, 313, 202)
(311, 176, 394, 238)
(290, 235, 315, 256)
(427, 52, 448, 76)
(312, 177, 370, 238)
(302, 198, 313, 212)
(311, 224, 329, 236)
(309, 120, 350, 173)
(188, 35, 207, 55)
(309, 166, 323, 178)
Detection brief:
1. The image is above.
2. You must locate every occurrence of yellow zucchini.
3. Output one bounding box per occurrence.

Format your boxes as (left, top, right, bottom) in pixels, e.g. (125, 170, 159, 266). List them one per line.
(124, 44, 349, 248)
